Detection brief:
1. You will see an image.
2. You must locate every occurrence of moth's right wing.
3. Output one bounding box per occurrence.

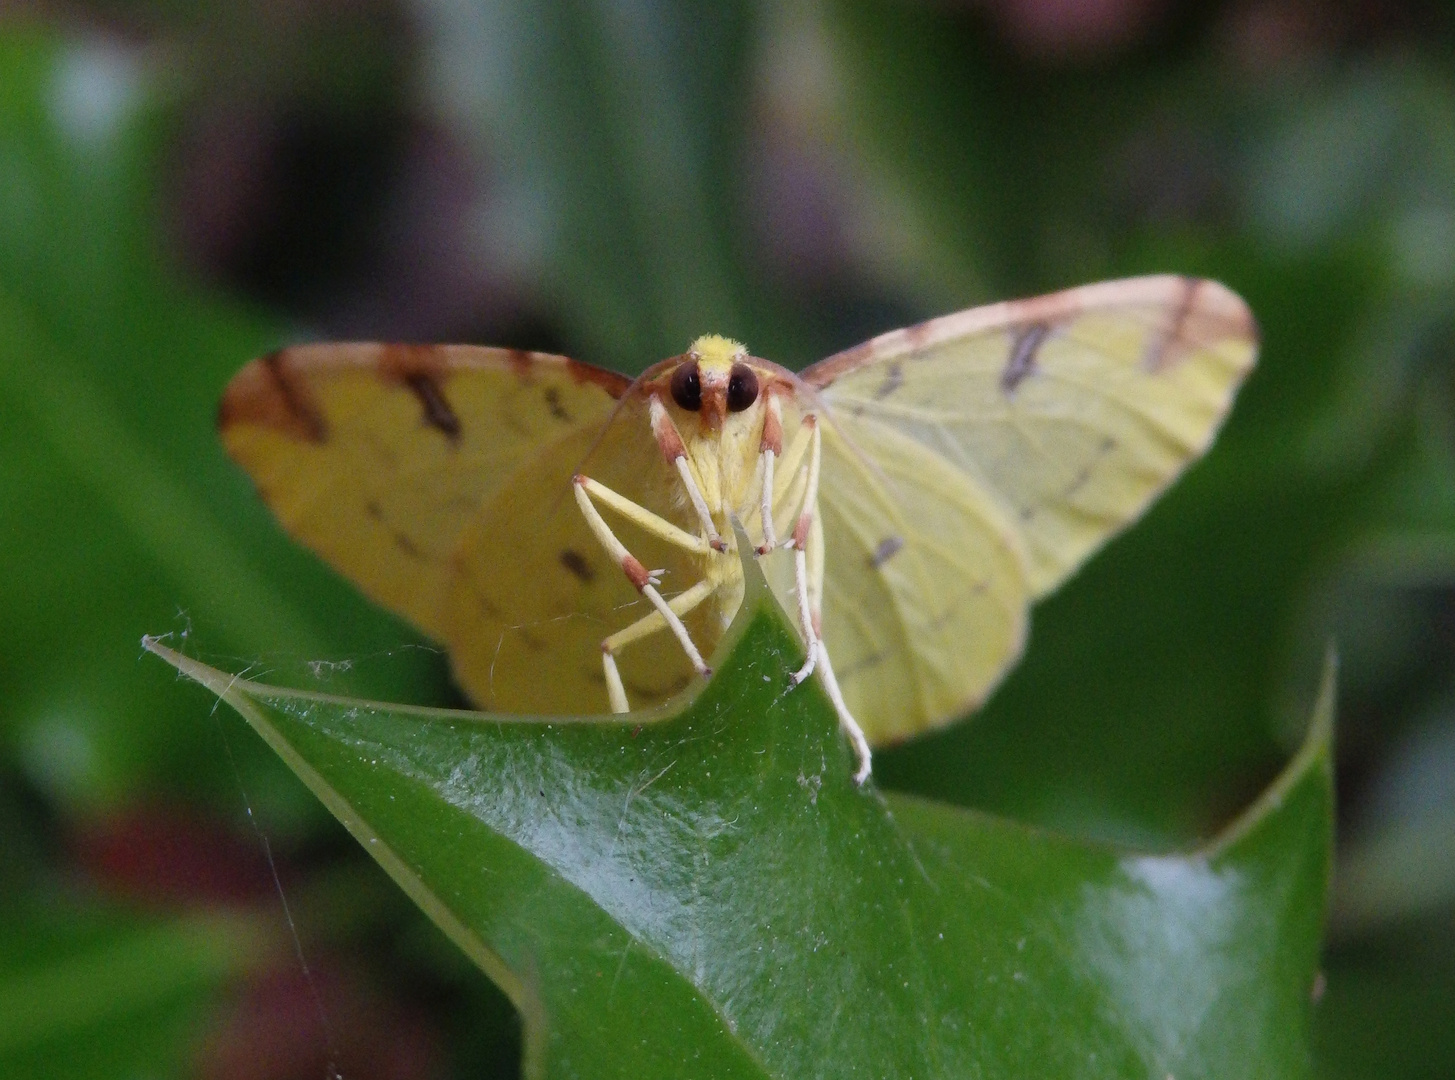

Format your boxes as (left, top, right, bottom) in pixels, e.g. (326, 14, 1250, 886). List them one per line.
(799, 275, 1257, 743)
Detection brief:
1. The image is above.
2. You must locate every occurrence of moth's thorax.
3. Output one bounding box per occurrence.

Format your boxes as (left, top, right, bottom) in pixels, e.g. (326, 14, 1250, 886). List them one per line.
(683, 403, 764, 519)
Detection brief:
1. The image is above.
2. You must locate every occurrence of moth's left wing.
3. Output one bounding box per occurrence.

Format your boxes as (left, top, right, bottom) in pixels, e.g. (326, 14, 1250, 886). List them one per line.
(805, 275, 1258, 597)
(221, 342, 727, 715)
(219, 343, 633, 653)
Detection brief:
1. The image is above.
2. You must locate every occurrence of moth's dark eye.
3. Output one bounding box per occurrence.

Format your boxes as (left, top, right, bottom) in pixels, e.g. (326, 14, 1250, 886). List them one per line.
(670, 360, 702, 411)
(727, 363, 759, 412)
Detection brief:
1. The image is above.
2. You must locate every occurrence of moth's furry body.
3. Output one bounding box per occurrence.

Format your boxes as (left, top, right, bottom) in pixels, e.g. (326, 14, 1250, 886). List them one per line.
(570, 334, 865, 773)
(632, 336, 800, 634)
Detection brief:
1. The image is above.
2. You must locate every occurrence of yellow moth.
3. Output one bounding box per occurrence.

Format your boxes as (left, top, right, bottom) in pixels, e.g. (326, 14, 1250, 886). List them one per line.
(220, 274, 1257, 784)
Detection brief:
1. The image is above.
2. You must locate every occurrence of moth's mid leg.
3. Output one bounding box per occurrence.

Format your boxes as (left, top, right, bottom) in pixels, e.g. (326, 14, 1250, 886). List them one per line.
(599, 579, 716, 712)
(572, 475, 713, 712)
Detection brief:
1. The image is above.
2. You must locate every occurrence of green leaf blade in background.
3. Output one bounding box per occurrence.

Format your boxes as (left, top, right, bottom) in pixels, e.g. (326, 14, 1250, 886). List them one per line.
(0, 28, 452, 815)
(0, 901, 274, 1080)
(149, 557, 1333, 1079)
(414, 0, 756, 371)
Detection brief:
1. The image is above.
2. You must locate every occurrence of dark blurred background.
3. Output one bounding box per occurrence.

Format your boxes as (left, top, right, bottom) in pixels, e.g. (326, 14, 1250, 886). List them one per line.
(2, 1, 1453, 1077)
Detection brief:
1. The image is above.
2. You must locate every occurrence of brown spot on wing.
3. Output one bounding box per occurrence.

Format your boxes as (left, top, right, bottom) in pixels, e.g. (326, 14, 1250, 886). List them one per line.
(217, 351, 328, 443)
(372, 344, 462, 436)
(868, 535, 904, 568)
(393, 530, 423, 559)
(1064, 465, 1094, 498)
(1143, 276, 1200, 373)
(802, 274, 1257, 390)
(804, 295, 1080, 389)
(516, 626, 548, 653)
(377, 343, 449, 381)
(463, 578, 502, 620)
(559, 549, 595, 583)
(372, 344, 461, 438)
(1001, 322, 1051, 392)
(1144, 277, 1258, 372)
(873, 362, 903, 400)
(1062, 436, 1117, 500)
(544, 387, 571, 422)
(363, 497, 425, 559)
(493, 348, 632, 401)
(403, 372, 461, 440)
(506, 348, 535, 381)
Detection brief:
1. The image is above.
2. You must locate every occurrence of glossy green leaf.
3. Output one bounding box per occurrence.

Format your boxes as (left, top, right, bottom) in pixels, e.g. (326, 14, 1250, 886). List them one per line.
(149, 549, 1333, 1079)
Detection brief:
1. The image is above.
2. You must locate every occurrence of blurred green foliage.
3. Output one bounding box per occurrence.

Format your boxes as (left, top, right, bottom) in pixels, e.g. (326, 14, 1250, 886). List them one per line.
(2, 2, 1454, 1077)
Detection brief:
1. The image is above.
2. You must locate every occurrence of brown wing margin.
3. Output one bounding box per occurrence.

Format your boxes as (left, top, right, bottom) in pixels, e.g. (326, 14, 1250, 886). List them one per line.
(801, 276, 1259, 388)
(218, 342, 633, 441)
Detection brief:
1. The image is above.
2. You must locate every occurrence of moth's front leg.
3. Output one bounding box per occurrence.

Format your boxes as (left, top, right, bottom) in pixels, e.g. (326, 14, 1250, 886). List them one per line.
(648, 395, 725, 552)
(778, 417, 873, 785)
(598, 579, 715, 712)
(745, 394, 813, 555)
(785, 416, 822, 685)
(755, 391, 784, 554)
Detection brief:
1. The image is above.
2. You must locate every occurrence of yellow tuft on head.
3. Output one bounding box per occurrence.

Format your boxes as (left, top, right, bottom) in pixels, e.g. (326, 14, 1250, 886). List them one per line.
(688, 335, 747, 370)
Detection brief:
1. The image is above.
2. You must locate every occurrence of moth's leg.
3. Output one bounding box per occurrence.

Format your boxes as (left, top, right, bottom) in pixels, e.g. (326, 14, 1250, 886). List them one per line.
(775, 413, 815, 489)
(814, 635, 873, 786)
(755, 392, 784, 554)
(742, 403, 813, 550)
(786, 416, 822, 685)
(752, 414, 814, 673)
(574, 475, 710, 555)
(787, 421, 873, 784)
(769, 423, 815, 544)
(599, 579, 716, 713)
(648, 395, 725, 552)
(573, 476, 712, 702)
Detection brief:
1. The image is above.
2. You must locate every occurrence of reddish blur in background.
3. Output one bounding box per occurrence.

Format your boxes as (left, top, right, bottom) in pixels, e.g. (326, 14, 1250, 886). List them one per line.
(2, 1, 1454, 1077)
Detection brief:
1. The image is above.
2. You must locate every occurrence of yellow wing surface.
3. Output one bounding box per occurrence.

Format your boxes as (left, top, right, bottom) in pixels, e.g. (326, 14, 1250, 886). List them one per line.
(219, 344, 707, 713)
(800, 275, 1258, 743)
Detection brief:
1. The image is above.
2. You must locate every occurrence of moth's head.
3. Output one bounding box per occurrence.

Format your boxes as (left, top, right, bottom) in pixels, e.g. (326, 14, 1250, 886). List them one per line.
(669, 335, 760, 432)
